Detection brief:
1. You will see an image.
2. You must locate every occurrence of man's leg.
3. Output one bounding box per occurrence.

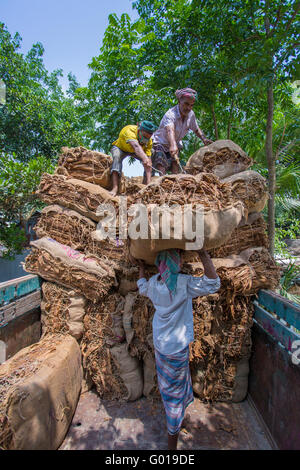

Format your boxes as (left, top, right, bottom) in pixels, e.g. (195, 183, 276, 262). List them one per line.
(109, 146, 124, 196)
(110, 171, 120, 196)
(168, 432, 179, 450)
(151, 146, 168, 177)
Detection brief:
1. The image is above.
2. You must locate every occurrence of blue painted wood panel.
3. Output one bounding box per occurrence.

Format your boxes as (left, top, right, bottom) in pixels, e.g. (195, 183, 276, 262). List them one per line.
(0, 275, 41, 306)
(257, 289, 300, 330)
(254, 301, 300, 355)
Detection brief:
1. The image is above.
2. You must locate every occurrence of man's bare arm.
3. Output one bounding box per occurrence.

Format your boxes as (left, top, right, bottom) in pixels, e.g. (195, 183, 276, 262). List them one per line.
(198, 249, 218, 279)
(128, 140, 152, 168)
(165, 124, 179, 159)
(194, 128, 213, 145)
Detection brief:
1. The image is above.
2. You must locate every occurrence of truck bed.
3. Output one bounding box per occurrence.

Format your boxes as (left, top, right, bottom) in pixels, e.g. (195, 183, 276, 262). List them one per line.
(2, 275, 299, 450)
(59, 390, 273, 450)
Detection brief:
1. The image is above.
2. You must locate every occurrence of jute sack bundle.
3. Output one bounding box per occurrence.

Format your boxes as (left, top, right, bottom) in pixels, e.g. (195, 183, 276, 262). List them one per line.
(185, 140, 252, 179)
(0, 334, 82, 450)
(128, 173, 244, 264)
(83, 293, 126, 348)
(183, 247, 280, 294)
(191, 356, 251, 403)
(37, 173, 119, 222)
(208, 212, 268, 258)
(41, 282, 86, 340)
(190, 294, 253, 402)
(129, 199, 244, 265)
(123, 292, 155, 359)
(110, 343, 144, 401)
(24, 237, 116, 302)
(81, 294, 141, 401)
(55, 146, 127, 192)
(36, 205, 124, 264)
(35, 205, 96, 252)
(221, 170, 268, 214)
(55, 146, 112, 188)
(89, 232, 126, 263)
(143, 350, 160, 399)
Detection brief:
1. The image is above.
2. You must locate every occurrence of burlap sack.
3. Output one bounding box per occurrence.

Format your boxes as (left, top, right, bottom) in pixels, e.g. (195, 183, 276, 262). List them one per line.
(129, 201, 245, 265)
(110, 343, 143, 401)
(55, 146, 112, 187)
(186, 140, 252, 178)
(208, 212, 268, 258)
(0, 335, 82, 450)
(37, 173, 119, 222)
(142, 351, 159, 398)
(183, 247, 280, 293)
(35, 204, 96, 251)
(55, 146, 127, 192)
(36, 205, 124, 263)
(24, 237, 116, 302)
(222, 170, 268, 214)
(122, 292, 155, 358)
(122, 292, 136, 347)
(190, 294, 253, 402)
(41, 282, 86, 340)
(231, 356, 251, 402)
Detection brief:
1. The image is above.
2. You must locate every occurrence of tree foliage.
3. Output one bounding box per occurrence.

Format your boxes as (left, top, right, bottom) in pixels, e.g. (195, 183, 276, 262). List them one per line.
(0, 3, 299, 261)
(0, 154, 54, 258)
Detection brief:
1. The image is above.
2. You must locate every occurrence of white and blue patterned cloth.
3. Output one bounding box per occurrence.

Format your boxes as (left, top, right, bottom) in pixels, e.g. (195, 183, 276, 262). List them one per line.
(155, 345, 194, 435)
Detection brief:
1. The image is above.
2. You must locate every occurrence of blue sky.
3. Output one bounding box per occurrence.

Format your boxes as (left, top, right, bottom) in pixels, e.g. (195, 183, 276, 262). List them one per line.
(1, 0, 143, 176)
(1, 0, 138, 88)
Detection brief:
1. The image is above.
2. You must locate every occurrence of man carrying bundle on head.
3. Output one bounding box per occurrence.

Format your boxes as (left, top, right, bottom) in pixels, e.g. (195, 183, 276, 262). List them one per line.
(129, 248, 220, 450)
(151, 87, 213, 175)
(109, 120, 157, 196)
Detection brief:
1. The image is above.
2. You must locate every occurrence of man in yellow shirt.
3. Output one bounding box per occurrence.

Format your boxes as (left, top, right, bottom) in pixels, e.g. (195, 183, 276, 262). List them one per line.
(110, 121, 157, 196)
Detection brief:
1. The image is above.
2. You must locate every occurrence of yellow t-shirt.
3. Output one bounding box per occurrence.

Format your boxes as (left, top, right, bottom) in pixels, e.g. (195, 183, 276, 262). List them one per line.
(112, 125, 152, 157)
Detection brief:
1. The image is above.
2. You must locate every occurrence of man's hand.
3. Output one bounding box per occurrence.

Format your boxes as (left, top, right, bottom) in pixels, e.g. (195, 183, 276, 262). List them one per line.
(128, 252, 145, 268)
(143, 157, 152, 169)
(170, 145, 179, 161)
(203, 138, 213, 146)
(195, 128, 213, 146)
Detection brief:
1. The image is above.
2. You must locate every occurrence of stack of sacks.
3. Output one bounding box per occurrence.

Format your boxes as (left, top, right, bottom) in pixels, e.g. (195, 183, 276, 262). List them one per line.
(178, 140, 280, 402)
(22, 141, 279, 405)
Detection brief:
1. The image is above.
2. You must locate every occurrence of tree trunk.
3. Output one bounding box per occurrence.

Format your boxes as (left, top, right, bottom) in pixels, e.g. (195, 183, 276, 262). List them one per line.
(211, 105, 219, 140)
(266, 79, 275, 257)
(227, 99, 234, 139)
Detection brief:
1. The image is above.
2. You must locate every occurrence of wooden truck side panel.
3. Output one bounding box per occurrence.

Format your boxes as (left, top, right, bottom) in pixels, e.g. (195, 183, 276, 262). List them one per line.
(249, 289, 300, 450)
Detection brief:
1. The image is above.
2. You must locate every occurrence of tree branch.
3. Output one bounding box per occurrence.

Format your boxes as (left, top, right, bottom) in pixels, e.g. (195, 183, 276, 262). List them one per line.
(285, 2, 300, 34)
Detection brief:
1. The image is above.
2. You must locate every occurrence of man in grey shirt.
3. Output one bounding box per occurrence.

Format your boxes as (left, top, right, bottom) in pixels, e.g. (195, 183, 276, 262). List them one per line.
(151, 87, 213, 175)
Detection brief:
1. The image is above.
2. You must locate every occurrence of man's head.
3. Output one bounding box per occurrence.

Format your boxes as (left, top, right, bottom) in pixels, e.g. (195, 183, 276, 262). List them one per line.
(175, 88, 198, 117)
(138, 120, 157, 144)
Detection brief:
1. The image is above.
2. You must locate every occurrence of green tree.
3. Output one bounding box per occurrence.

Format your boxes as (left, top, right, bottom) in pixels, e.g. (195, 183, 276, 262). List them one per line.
(0, 154, 54, 258)
(133, 0, 300, 255)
